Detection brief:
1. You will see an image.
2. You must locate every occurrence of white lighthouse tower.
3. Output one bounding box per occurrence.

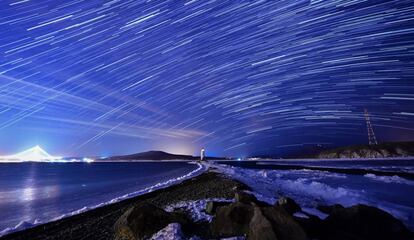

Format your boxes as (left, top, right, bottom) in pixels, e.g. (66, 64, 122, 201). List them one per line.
(200, 148, 205, 161)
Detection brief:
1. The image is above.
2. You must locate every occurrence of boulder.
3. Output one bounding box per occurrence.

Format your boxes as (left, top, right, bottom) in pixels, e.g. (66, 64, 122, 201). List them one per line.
(210, 202, 254, 237)
(276, 197, 301, 214)
(235, 191, 270, 207)
(261, 206, 308, 240)
(205, 201, 231, 215)
(114, 203, 189, 240)
(294, 214, 324, 239)
(248, 207, 278, 240)
(323, 204, 412, 240)
(316, 204, 344, 215)
(235, 191, 258, 204)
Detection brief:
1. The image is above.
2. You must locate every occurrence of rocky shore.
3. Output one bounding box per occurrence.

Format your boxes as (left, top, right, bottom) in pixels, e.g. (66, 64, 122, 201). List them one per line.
(1, 170, 413, 240)
(114, 191, 413, 240)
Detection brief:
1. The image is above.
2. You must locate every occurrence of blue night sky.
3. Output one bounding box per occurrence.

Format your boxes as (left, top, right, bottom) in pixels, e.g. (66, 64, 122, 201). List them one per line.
(0, 0, 413, 157)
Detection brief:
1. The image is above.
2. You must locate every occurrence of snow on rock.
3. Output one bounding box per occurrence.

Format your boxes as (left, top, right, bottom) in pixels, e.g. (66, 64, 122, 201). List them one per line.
(150, 223, 184, 240)
(293, 212, 309, 219)
(164, 198, 234, 222)
(220, 237, 246, 240)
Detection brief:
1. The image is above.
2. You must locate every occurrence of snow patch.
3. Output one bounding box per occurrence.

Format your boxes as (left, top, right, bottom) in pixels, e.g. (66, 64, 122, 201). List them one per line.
(150, 223, 184, 240)
(165, 198, 233, 222)
(293, 212, 309, 219)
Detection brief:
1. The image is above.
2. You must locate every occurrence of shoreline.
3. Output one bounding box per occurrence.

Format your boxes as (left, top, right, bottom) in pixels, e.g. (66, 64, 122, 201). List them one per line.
(0, 171, 248, 240)
(0, 162, 206, 238)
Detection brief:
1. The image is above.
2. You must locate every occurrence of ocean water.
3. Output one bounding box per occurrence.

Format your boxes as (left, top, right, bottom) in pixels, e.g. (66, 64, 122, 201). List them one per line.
(0, 162, 203, 235)
(216, 159, 414, 229)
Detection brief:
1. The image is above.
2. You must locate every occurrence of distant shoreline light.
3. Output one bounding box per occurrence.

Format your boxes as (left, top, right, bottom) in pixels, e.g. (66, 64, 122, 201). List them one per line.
(0, 146, 93, 163)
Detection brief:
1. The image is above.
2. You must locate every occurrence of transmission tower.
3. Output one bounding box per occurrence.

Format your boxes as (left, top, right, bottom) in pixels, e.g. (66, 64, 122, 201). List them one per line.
(364, 109, 378, 145)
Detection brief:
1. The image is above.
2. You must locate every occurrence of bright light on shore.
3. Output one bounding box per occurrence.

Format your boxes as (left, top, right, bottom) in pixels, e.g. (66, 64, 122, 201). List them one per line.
(82, 157, 95, 163)
(0, 146, 62, 162)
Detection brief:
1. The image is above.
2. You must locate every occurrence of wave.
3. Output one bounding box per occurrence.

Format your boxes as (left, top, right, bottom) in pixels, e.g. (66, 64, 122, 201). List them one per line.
(0, 162, 205, 237)
(364, 173, 414, 185)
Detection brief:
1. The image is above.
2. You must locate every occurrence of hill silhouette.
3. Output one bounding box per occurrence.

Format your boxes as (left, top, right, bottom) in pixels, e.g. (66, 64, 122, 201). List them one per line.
(105, 150, 223, 160)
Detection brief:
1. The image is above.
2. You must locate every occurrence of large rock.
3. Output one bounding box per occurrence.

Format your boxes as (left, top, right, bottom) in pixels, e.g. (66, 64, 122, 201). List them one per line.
(205, 201, 231, 215)
(316, 204, 344, 215)
(210, 202, 254, 237)
(294, 214, 324, 240)
(248, 207, 278, 240)
(323, 204, 412, 240)
(114, 203, 188, 240)
(276, 197, 301, 214)
(235, 191, 269, 207)
(211, 196, 308, 240)
(235, 191, 259, 204)
(261, 206, 308, 240)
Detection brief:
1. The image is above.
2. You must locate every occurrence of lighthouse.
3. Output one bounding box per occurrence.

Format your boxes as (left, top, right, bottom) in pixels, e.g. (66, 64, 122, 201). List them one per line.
(200, 148, 205, 161)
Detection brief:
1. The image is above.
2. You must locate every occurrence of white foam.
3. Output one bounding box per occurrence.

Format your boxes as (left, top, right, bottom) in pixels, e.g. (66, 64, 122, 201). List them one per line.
(0, 220, 39, 236)
(364, 173, 414, 185)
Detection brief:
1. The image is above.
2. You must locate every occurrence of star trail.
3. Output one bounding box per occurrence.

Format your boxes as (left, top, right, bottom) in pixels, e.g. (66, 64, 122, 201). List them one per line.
(0, 0, 413, 157)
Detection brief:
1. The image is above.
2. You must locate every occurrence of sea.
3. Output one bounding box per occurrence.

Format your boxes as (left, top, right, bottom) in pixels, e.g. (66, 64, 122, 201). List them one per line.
(0, 161, 203, 236)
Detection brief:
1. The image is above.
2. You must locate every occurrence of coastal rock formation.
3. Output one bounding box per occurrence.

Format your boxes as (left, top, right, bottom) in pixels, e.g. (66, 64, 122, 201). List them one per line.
(205, 201, 230, 215)
(210, 192, 307, 240)
(316, 141, 414, 159)
(316, 204, 344, 214)
(114, 203, 189, 240)
(114, 190, 413, 240)
(276, 197, 301, 215)
(210, 201, 254, 237)
(297, 204, 413, 240)
(248, 207, 277, 240)
(322, 204, 412, 240)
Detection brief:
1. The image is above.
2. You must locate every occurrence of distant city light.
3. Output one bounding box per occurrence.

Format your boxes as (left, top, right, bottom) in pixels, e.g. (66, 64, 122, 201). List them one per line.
(0, 146, 62, 162)
(82, 157, 95, 163)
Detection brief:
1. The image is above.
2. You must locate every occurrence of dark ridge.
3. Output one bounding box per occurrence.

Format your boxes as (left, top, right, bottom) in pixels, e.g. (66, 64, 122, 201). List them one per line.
(105, 150, 224, 161)
(315, 141, 414, 159)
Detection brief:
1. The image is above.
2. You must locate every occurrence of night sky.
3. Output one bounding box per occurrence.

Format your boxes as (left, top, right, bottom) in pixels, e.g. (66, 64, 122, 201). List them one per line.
(0, 0, 413, 157)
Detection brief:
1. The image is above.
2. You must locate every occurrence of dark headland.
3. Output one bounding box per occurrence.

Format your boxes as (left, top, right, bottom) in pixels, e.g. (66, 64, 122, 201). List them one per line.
(104, 150, 224, 161)
(315, 141, 414, 159)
